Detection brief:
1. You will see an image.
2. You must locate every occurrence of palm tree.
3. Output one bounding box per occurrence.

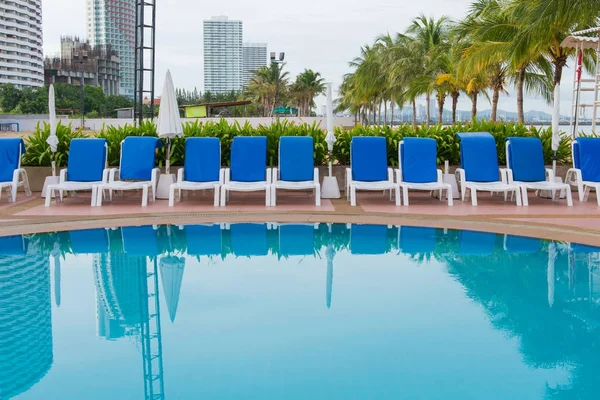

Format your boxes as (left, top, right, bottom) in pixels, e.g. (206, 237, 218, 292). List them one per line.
(290, 69, 326, 117)
(245, 62, 290, 116)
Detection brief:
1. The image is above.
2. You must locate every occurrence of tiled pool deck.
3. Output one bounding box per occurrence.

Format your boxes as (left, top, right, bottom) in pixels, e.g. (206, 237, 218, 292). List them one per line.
(1, 190, 600, 246)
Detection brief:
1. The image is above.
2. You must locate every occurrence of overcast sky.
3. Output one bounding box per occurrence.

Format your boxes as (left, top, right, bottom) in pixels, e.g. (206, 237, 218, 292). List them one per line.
(42, 0, 582, 115)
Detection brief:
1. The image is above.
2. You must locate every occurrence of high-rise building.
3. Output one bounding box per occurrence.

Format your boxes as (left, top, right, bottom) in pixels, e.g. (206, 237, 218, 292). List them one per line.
(242, 42, 267, 86)
(0, 0, 44, 89)
(86, 0, 135, 98)
(203, 16, 243, 94)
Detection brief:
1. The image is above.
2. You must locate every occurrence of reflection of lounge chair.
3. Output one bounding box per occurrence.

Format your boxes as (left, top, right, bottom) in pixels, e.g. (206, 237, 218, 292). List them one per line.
(459, 230, 497, 255)
(505, 137, 572, 206)
(277, 223, 317, 257)
(0, 235, 28, 255)
(184, 224, 222, 256)
(396, 138, 452, 206)
(0, 138, 30, 203)
(97, 137, 162, 207)
(399, 226, 437, 255)
(69, 228, 109, 254)
(45, 138, 108, 207)
(566, 138, 600, 205)
(350, 224, 389, 255)
(169, 138, 223, 207)
(271, 136, 320, 206)
(221, 136, 271, 206)
(121, 226, 160, 256)
(456, 133, 521, 206)
(503, 235, 541, 254)
(346, 137, 400, 206)
(230, 223, 268, 256)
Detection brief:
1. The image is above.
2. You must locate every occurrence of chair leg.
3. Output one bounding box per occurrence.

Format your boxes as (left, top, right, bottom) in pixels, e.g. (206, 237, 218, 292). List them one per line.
(583, 186, 591, 202)
(565, 185, 573, 207)
(91, 186, 97, 207)
(220, 187, 227, 206)
(471, 188, 478, 206)
(350, 186, 357, 206)
(521, 185, 529, 206)
(21, 171, 31, 197)
(169, 185, 176, 207)
(265, 186, 271, 207)
(271, 186, 277, 206)
(142, 186, 149, 207)
(446, 184, 453, 206)
(402, 186, 409, 206)
(394, 186, 401, 206)
(315, 184, 321, 206)
(96, 188, 104, 206)
(45, 187, 53, 207)
(213, 186, 220, 207)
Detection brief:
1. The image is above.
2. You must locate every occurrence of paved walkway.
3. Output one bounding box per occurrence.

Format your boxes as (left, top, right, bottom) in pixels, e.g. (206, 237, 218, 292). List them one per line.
(1, 190, 599, 246)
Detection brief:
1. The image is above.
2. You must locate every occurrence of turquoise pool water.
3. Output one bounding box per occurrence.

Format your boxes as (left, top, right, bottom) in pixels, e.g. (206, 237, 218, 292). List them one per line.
(1, 223, 599, 399)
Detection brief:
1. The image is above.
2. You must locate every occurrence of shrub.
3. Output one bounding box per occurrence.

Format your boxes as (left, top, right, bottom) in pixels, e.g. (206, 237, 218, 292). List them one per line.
(22, 122, 86, 167)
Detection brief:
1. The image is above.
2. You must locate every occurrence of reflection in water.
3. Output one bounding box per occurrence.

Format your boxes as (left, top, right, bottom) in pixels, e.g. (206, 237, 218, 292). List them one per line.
(0, 235, 52, 399)
(1, 224, 600, 399)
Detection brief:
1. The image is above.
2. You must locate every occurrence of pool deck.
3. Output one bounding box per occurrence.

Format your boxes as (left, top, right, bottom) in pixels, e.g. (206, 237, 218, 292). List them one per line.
(1, 190, 600, 246)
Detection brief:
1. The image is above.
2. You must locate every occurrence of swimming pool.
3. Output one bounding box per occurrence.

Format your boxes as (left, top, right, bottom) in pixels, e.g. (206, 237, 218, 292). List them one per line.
(1, 223, 599, 399)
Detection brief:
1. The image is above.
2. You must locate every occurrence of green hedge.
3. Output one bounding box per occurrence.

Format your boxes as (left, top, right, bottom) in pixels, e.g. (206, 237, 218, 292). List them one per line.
(22, 119, 572, 167)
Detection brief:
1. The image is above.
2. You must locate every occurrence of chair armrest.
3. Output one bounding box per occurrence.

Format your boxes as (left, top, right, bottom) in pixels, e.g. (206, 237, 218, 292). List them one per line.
(387, 167, 394, 183)
(223, 168, 231, 184)
(545, 168, 556, 182)
(101, 168, 110, 184)
(437, 169, 443, 183)
(266, 168, 272, 184)
(177, 168, 185, 183)
(313, 167, 319, 183)
(272, 168, 279, 184)
(109, 168, 119, 183)
(151, 168, 161, 185)
(499, 168, 509, 184)
(565, 168, 582, 184)
(59, 168, 68, 183)
(395, 168, 402, 183)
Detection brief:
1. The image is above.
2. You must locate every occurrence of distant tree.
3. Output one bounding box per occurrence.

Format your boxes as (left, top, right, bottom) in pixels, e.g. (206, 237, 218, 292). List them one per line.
(0, 84, 22, 112)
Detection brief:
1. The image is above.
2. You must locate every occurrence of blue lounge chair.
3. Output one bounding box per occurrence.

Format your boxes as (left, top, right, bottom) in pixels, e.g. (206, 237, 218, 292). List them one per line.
(221, 136, 271, 206)
(346, 137, 400, 206)
(399, 226, 437, 255)
(396, 138, 453, 206)
(458, 230, 497, 255)
(271, 136, 320, 206)
(350, 224, 390, 255)
(566, 137, 600, 205)
(184, 224, 222, 256)
(505, 137, 572, 206)
(276, 223, 317, 257)
(0, 235, 28, 256)
(456, 132, 521, 206)
(169, 137, 223, 207)
(70, 228, 109, 254)
(229, 223, 268, 256)
(0, 138, 30, 203)
(97, 136, 162, 207)
(45, 138, 108, 207)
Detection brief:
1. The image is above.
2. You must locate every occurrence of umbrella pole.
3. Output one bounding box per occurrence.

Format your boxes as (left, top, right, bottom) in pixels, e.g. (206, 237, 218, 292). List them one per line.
(51, 158, 56, 177)
(166, 138, 171, 175)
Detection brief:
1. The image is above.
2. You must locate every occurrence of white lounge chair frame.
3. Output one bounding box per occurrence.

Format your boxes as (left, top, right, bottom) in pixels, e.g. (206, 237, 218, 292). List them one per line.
(565, 141, 600, 205)
(169, 168, 224, 207)
(345, 167, 400, 207)
(96, 140, 160, 207)
(455, 168, 522, 206)
(45, 142, 109, 207)
(395, 140, 453, 206)
(220, 168, 272, 207)
(271, 144, 321, 206)
(505, 141, 573, 207)
(0, 142, 30, 203)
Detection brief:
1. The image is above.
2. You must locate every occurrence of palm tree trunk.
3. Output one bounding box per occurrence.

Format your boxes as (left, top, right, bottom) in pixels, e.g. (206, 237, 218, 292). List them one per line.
(390, 103, 394, 127)
(471, 91, 478, 121)
(451, 92, 459, 125)
(516, 67, 526, 123)
(425, 92, 431, 127)
(437, 94, 445, 125)
(491, 88, 499, 122)
(384, 101, 387, 126)
(412, 99, 417, 128)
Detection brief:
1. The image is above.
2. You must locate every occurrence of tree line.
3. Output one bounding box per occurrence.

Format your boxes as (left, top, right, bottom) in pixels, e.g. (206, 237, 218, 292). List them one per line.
(337, 0, 600, 126)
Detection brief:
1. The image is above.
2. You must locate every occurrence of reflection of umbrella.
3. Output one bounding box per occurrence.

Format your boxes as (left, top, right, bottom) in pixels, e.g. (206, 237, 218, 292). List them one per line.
(46, 84, 58, 176)
(547, 241, 555, 308)
(157, 70, 183, 174)
(159, 255, 185, 322)
(326, 245, 335, 309)
(51, 242, 61, 307)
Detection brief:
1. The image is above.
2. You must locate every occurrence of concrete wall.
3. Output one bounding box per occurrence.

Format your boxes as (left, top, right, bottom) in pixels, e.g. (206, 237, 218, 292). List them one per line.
(0, 116, 356, 133)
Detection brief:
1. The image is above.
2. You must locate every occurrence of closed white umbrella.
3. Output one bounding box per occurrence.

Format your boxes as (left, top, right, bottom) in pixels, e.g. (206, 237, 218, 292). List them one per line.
(551, 84, 561, 174)
(47, 84, 58, 176)
(157, 70, 183, 174)
(321, 83, 341, 198)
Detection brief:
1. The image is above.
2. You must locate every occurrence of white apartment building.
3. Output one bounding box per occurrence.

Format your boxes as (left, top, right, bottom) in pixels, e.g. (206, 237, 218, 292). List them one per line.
(203, 16, 243, 94)
(0, 0, 44, 88)
(242, 42, 267, 87)
(86, 0, 135, 98)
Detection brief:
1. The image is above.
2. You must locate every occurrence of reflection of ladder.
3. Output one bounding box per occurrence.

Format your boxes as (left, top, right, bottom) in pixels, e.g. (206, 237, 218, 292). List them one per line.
(140, 258, 165, 400)
(566, 28, 600, 134)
